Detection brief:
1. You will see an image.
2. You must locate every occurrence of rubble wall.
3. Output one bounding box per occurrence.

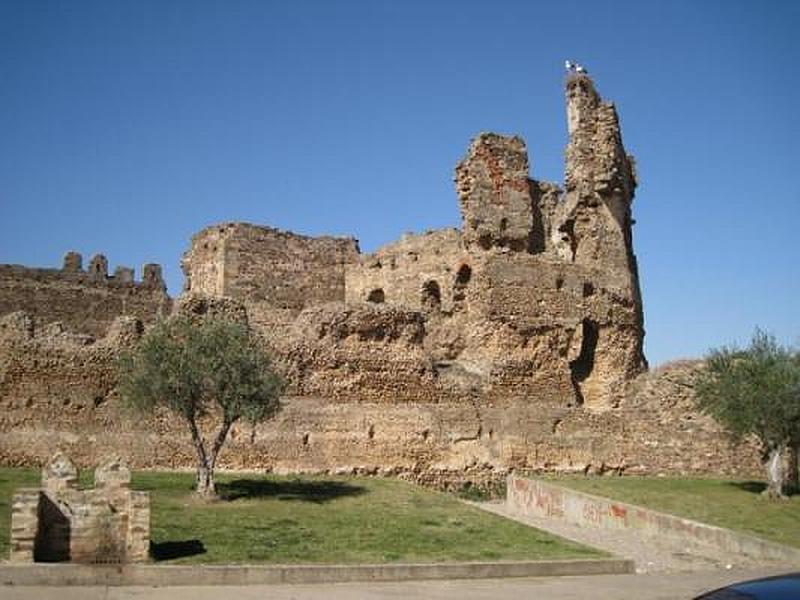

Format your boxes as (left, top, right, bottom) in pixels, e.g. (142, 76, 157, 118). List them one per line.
(344, 229, 465, 313)
(182, 223, 360, 313)
(0, 331, 763, 488)
(0, 73, 754, 486)
(0, 258, 170, 338)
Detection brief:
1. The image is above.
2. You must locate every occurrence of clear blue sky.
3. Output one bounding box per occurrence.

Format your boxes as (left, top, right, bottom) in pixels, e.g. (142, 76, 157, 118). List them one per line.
(1, 1, 798, 365)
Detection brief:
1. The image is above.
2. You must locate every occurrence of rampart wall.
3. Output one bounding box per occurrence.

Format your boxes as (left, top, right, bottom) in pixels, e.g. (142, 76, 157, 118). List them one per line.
(0, 73, 760, 487)
(0, 309, 762, 487)
(0, 253, 170, 338)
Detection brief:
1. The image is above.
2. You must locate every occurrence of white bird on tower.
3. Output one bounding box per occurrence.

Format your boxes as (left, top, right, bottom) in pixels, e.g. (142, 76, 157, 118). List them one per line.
(565, 60, 575, 72)
(575, 62, 588, 74)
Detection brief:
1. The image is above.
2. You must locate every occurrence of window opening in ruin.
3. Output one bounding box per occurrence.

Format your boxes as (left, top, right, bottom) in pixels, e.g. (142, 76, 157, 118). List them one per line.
(583, 282, 594, 297)
(367, 289, 385, 303)
(421, 280, 441, 311)
(499, 217, 508, 232)
(569, 319, 598, 406)
(556, 277, 565, 290)
(559, 219, 578, 261)
(455, 264, 471, 286)
(453, 264, 472, 306)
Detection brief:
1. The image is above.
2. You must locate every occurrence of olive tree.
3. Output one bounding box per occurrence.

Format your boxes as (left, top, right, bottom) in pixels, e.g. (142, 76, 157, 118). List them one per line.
(118, 316, 284, 497)
(695, 330, 800, 498)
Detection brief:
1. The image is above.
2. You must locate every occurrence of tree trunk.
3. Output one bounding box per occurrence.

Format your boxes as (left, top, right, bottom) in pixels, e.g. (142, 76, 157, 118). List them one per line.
(188, 418, 216, 498)
(787, 444, 799, 494)
(207, 419, 234, 486)
(196, 463, 216, 497)
(763, 445, 786, 499)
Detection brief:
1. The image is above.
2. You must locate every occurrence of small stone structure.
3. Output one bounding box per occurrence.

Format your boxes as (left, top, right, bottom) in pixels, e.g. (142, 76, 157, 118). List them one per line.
(9, 453, 149, 563)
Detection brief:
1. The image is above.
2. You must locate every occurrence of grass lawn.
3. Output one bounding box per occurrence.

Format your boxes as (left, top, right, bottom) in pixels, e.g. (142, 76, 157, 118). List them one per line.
(0, 468, 602, 564)
(549, 476, 800, 549)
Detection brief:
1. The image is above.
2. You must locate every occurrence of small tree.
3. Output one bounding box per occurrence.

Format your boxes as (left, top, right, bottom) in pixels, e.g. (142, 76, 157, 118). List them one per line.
(695, 330, 800, 499)
(118, 316, 283, 497)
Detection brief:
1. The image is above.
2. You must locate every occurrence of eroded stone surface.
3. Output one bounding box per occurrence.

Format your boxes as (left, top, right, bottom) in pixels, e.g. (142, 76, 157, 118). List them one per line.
(0, 253, 171, 338)
(0, 73, 761, 487)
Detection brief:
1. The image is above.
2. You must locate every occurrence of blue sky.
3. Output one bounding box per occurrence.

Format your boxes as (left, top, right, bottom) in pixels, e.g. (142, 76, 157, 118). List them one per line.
(1, 0, 798, 365)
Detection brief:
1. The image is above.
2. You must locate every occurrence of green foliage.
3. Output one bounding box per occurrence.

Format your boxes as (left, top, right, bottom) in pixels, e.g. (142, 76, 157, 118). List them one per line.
(117, 316, 284, 495)
(454, 480, 507, 502)
(695, 329, 800, 452)
(118, 316, 283, 429)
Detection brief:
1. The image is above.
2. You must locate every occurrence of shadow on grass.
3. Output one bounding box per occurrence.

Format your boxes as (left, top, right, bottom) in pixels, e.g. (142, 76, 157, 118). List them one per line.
(217, 479, 367, 503)
(150, 539, 206, 561)
(729, 481, 798, 497)
(730, 481, 767, 495)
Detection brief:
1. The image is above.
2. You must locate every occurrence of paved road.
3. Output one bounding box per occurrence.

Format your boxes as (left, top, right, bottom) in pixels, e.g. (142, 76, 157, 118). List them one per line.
(0, 569, 794, 600)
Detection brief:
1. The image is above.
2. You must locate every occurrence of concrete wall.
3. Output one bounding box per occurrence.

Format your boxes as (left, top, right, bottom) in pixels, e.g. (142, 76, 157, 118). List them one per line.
(506, 476, 800, 563)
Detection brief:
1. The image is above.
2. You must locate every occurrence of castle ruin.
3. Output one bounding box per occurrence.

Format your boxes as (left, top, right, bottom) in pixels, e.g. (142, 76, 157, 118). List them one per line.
(0, 74, 761, 487)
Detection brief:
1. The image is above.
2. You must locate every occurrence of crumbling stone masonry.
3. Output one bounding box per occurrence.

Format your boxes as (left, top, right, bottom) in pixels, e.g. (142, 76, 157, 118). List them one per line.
(0, 253, 171, 338)
(10, 453, 149, 563)
(0, 74, 763, 487)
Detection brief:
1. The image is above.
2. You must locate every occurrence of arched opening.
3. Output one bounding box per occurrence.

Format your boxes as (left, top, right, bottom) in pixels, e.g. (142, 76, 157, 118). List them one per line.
(421, 280, 441, 311)
(367, 289, 385, 304)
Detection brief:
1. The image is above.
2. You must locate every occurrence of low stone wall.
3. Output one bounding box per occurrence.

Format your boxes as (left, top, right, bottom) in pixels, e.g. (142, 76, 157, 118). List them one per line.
(9, 454, 149, 564)
(506, 476, 800, 563)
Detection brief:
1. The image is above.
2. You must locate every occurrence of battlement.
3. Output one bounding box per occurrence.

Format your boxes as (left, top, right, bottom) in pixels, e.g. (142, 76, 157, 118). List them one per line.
(0, 252, 171, 337)
(56, 251, 166, 288)
(1, 252, 165, 289)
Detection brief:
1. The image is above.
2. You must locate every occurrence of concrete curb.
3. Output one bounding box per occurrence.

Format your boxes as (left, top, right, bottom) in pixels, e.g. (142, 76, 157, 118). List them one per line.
(506, 476, 800, 564)
(0, 558, 634, 586)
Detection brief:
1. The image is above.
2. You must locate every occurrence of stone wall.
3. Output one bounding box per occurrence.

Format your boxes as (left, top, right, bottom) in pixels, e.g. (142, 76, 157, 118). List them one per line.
(0, 311, 141, 426)
(182, 223, 360, 313)
(0, 341, 763, 490)
(455, 134, 539, 253)
(0, 72, 758, 488)
(0, 253, 171, 338)
(344, 229, 465, 314)
(9, 453, 149, 563)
